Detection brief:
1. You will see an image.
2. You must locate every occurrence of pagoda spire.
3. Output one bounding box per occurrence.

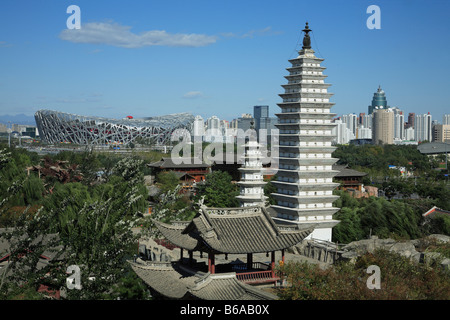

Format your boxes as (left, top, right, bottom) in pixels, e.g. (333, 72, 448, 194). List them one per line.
(302, 22, 312, 49)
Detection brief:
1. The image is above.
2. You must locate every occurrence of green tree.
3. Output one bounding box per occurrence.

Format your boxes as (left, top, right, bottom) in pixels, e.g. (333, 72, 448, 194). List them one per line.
(195, 171, 239, 208)
(0, 148, 149, 300)
(156, 171, 180, 194)
(277, 249, 450, 300)
(264, 175, 277, 205)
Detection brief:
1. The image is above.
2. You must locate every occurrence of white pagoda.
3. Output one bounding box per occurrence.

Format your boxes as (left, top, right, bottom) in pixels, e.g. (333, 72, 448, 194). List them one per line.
(270, 23, 340, 242)
(236, 123, 268, 207)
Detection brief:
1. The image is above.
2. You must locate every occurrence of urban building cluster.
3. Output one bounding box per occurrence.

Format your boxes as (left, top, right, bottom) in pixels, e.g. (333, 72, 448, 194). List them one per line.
(0, 123, 38, 139)
(192, 105, 278, 143)
(333, 86, 450, 145)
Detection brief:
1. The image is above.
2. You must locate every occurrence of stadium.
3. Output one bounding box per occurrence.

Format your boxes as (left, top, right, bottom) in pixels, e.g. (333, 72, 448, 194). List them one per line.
(34, 109, 195, 146)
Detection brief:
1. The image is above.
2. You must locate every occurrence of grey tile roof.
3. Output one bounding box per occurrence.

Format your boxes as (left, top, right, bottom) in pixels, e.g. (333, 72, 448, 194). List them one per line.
(148, 157, 210, 169)
(188, 272, 277, 300)
(332, 165, 367, 177)
(129, 259, 277, 300)
(153, 206, 312, 254)
(129, 259, 198, 299)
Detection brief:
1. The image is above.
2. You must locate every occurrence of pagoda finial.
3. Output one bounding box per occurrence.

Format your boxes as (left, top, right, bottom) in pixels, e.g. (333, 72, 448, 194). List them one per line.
(302, 22, 312, 49)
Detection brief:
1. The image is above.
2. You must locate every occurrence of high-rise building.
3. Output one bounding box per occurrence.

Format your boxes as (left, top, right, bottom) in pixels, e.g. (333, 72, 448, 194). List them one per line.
(406, 112, 415, 129)
(391, 108, 405, 141)
(206, 116, 220, 133)
(236, 115, 255, 133)
(372, 109, 394, 144)
(361, 113, 373, 129)
(394, 113, 405, 140)
(405, 127, 415, 141)
(415, 113, 433, 142)
(433, 124, 450, 143)
(332, 119, 350, 144)
(368, 86, 388, 114)
(254, 105, 269, 120)
(443, 114, 450, 125)
(332, 119, 355, 145)
(270, 23, 340, 242)
(359, 113, 365, 126)
(193, 115, 205, 137)
(357, 126, 372, 140)
(341, 113, 358, 137)
(253, 105, 278, 139)
(205, 115, 222, 142)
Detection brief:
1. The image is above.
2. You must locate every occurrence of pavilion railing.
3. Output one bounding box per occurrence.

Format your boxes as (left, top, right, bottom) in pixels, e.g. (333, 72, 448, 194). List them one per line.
(231, 262, 270, 271)
(236, 270, 280, 284)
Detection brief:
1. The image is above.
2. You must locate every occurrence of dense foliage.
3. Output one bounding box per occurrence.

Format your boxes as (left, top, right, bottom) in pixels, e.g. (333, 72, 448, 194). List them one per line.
(0, 145, 150, 299)
(331, 144, 450, 243)
(277, 248, 450, 300)
(194, 170, 240, 208)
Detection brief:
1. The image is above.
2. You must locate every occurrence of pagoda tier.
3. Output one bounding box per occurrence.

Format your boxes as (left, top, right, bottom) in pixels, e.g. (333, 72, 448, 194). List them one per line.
(271, 23, 340, 242)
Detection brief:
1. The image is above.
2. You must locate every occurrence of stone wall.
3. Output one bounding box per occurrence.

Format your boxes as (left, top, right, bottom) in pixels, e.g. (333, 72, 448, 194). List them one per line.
(291, 234, 450, 272)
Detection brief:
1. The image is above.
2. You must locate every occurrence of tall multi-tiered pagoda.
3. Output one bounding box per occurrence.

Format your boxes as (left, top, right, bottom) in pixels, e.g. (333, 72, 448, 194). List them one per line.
(236, 124, 268, 207)
(270, 23, 340, 242)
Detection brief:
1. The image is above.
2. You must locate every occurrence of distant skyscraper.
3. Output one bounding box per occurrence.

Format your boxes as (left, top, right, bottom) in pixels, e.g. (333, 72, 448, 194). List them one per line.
(193, 115, 205, 137)
(415, 113, 433, 142)
(361, 113, 373, 129)
(391, 108, 405, 140)
(332, 119, 354, 144)
(405, 127, 415, 141)
(443, 114, 450, 125)
(358, 113, 365, 126)
(254, 105, 269, 119)
(372, 109, 394, 144)
(433, 124, 450, 143)
(236, 115, 255, 133)
(357, 126, 372, 140)
(206, 116, 220, 134)
(406, 112, 415, 129)
(253, 105, 278, 138)
(204, 115, 222, 142)
(341, 113, 358, 137)
(368, 86, 388, 114)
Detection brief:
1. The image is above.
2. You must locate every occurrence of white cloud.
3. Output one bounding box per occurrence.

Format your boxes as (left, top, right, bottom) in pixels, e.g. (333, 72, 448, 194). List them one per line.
(182, 91, 204, 99)
(59, 22, 218, 48)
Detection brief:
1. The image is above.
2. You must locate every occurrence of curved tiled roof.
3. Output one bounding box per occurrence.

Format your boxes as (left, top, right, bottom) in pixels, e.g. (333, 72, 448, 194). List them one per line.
(154, 206, 312, 254)
(129, 259, 277, 300)
(129, 260, 198, 299)
(188, 272, 277, 300)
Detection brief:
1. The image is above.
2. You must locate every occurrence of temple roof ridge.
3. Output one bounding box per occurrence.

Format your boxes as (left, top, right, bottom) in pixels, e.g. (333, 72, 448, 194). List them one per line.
(153, 205, 313, 254)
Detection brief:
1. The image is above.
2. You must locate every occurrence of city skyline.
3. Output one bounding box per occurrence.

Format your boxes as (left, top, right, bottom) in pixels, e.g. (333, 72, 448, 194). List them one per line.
(1, 1, 450, 123)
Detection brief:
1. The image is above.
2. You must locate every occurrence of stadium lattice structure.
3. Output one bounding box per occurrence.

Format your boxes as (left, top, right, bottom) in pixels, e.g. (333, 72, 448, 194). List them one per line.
(35, 109, 194, 146)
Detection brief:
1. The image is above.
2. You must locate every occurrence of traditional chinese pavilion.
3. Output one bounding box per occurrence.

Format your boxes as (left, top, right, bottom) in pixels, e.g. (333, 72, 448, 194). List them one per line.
(129, 205, 312, 300)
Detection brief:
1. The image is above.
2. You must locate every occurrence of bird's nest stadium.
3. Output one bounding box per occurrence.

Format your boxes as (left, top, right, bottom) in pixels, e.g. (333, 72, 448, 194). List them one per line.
(35, 110, 194, 146)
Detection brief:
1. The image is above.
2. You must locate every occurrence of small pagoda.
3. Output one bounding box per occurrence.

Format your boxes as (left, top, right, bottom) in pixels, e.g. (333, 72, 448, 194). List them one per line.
(236, 123, 268, 207)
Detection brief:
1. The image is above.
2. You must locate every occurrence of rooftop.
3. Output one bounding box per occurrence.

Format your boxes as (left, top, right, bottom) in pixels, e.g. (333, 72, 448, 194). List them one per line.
(153, 205, 312, 255)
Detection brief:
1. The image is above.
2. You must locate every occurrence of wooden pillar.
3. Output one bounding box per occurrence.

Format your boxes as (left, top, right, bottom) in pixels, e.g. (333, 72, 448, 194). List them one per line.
(208, 252, 215, 274)
(247, 253, 253, 270)
(189, 250, 193, 266)
(271, 251, 275, 278)
(281, 249, 285, 264)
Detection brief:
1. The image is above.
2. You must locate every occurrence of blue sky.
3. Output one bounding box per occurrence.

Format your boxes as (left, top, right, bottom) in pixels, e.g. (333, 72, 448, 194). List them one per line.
(1, 0, 449, 123)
